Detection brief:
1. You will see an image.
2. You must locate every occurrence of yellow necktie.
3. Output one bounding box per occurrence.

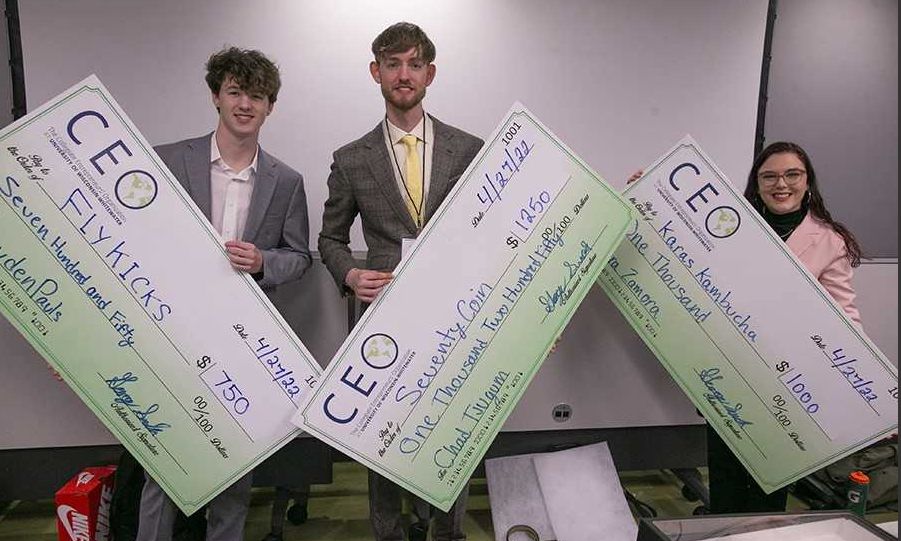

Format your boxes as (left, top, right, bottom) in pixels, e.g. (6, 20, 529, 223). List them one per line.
(400, 134, 423, 227)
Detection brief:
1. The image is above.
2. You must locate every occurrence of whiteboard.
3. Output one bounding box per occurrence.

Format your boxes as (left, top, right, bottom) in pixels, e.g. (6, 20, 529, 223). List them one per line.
(5, 0, 781, 449)
(19, 0, 768, 251)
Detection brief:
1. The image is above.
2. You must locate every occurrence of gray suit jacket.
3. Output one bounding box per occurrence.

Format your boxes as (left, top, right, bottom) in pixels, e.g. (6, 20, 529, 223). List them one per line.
(318, 116, 483, 291)
(155, 133, 311, 291)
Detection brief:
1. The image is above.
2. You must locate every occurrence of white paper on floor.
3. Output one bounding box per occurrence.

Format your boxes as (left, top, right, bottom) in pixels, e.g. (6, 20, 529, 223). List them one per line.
(485, 453, 555, 541)
(485, 441, 637, 541)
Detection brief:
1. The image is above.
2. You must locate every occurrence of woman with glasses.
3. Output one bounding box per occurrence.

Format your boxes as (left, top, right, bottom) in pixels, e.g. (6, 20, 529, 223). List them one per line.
(629, 141, 863, 513)
(709, 140, 863, 513)
(743, 141, 862, 323)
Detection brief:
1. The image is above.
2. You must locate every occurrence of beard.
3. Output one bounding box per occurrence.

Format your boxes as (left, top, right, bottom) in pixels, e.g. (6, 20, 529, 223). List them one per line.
(381, 84, 426, 112)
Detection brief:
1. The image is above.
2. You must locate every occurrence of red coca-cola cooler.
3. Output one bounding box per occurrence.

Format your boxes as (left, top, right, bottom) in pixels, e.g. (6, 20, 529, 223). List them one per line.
(54, 465, 116, 541)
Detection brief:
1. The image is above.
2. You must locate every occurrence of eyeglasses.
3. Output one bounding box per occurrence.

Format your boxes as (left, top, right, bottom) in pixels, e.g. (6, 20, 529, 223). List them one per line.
(758, 169, 807, 186)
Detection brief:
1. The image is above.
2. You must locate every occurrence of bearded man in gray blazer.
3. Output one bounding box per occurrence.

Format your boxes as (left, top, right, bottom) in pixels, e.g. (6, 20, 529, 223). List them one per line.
(319, 22, 482, 541)
(137, 47, 310, 541)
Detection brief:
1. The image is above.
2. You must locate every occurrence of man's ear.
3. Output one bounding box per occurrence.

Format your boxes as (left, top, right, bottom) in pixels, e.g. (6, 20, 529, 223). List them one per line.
(369, 61, 381, 84)
(425, 64, 436, 86)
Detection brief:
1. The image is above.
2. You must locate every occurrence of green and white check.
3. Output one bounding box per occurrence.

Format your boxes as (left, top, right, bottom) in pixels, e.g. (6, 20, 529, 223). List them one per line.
(297, 103, 633, 511)
(598, 136, 897, 493)
(0, 76, 320, 514)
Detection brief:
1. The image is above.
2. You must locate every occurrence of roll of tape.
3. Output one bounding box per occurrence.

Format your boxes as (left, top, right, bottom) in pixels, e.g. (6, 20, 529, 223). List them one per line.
(506, 524, 551, 541)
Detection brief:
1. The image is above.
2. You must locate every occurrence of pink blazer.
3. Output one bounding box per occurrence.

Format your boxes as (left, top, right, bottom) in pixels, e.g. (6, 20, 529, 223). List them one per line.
(786, 214, 861, 325)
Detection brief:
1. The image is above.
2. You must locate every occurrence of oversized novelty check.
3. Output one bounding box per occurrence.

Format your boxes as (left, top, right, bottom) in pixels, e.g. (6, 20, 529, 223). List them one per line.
(0, 76, 320, 514)
(598, 137, 898, 493)
(296, 104, 632, 510)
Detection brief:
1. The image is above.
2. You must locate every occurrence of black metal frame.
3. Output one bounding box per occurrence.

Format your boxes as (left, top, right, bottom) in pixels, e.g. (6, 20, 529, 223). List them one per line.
(4, 0, 26, 119)
(754, 0, 779, 157)
(638, 510, 896, 541)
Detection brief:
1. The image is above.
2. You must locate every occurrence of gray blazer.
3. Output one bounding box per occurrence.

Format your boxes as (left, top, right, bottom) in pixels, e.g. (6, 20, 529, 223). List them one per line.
(318, 116, 483, 291)
(155, 133, 311, 291)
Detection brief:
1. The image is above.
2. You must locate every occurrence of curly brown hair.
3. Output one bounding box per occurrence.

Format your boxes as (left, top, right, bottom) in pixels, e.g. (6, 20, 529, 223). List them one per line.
(205, 46, 281, 103)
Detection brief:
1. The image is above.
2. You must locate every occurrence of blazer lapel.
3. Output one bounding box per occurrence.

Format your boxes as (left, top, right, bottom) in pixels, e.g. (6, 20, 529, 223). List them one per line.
(185, 135, 213, 221)
(786, 213, 821, 259)
(363, 123, 419, 234)
(425, 117, 456, 224)
(243, 148, 276, 243)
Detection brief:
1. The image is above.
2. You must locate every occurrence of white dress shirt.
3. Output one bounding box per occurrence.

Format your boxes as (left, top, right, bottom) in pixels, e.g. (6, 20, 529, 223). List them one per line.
(209, 133, 258, 240)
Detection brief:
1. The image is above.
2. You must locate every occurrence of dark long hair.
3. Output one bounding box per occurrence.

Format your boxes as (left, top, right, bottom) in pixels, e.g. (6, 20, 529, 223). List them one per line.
(743, 142, 861, 267)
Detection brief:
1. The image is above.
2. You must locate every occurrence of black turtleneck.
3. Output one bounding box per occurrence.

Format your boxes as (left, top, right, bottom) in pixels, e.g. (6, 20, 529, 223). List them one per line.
(763, 194, 809, 241)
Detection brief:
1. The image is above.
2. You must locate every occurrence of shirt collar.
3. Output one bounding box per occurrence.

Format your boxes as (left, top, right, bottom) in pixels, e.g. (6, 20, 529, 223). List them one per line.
(210, 131, 258, 180)
(385, 114, 428, 145)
